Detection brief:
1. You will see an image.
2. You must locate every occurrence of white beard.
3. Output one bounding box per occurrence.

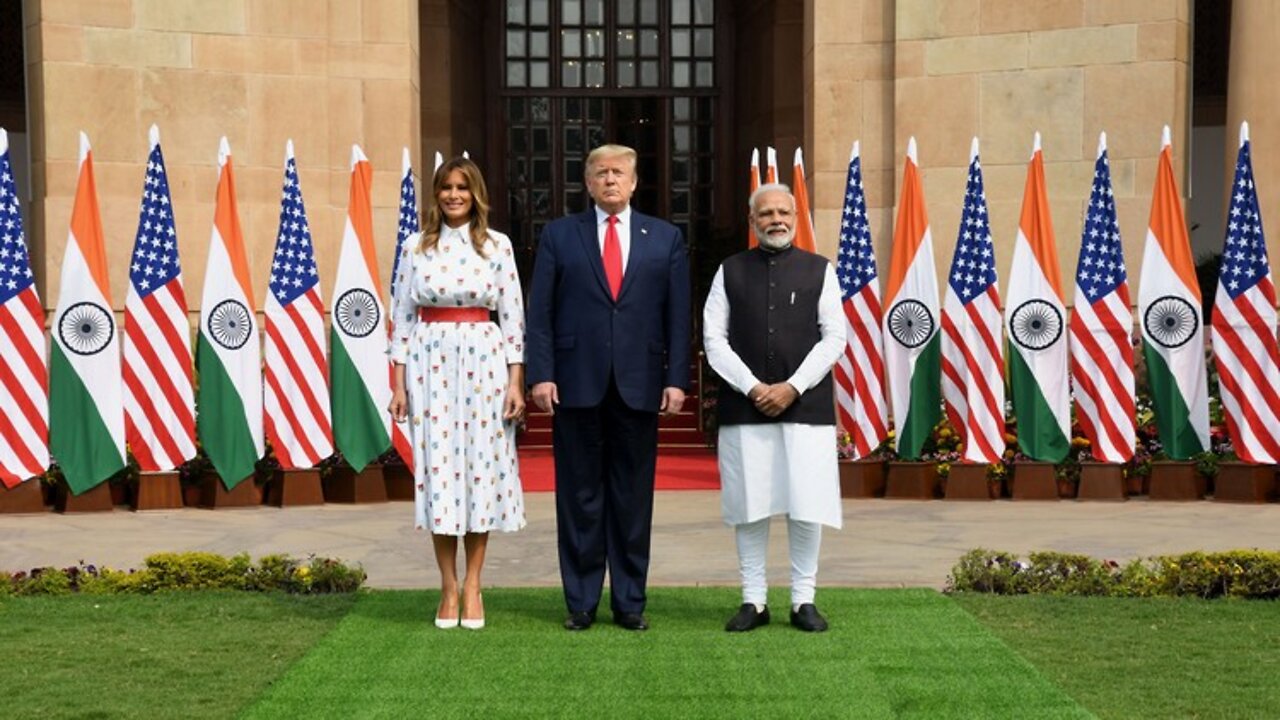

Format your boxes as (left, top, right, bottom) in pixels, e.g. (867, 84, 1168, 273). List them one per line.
(757, 225, 794, 250)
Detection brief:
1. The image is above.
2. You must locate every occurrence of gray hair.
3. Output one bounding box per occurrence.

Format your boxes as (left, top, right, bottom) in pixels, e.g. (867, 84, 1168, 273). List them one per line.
(749, 182, 795, 212)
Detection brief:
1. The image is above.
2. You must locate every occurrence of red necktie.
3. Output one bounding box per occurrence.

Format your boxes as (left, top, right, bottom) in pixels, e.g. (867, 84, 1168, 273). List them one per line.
(603, 214, 622, 299)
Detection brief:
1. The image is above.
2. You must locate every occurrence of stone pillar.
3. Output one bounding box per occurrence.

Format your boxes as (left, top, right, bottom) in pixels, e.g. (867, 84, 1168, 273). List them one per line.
(1225, 0, 1280, 228)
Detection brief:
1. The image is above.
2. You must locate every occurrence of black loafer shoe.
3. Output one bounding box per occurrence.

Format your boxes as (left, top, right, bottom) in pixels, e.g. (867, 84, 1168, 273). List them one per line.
(725, 603, 770, 632)
(564, 610, 594, 631)
(789, 603, 828, 632)
(613, 612, 649, 631)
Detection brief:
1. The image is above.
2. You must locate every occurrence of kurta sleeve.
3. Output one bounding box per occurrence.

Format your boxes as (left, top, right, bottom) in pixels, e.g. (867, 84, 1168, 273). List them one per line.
(702, 265, 761, 396)
(388, 234, 418, 365)
(785, 263, 847, 393)
(493, 232, 525, 365)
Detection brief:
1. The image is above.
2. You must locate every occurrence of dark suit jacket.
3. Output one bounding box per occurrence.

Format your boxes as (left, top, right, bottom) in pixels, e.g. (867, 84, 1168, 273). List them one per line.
(526, 207, 691, 412)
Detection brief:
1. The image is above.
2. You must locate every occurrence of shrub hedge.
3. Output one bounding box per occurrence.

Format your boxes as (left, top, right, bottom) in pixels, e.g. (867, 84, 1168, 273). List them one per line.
(947, 548, 1280, 599)
(0, 552, 366, 596)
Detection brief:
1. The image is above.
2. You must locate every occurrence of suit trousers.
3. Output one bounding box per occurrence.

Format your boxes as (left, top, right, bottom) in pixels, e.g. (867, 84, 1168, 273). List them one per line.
(553, 377, 659, 616)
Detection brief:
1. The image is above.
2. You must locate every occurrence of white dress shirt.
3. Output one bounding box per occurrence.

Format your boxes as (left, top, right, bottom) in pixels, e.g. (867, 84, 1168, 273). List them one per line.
(594, 205, 633, 272)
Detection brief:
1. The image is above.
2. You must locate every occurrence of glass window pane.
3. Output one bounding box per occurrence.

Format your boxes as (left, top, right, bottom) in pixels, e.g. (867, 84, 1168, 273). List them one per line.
(640, 30, 659, 56)
(532, 189, 551, 215)
(530, 61, 550, 87)
(584, 29, 604, 57)
(507, 61, 527, 87)
(508, 191, 526, 219)
(566, 189, 585, 212)
(673, 97, 690, 120)
(565, 127, 583, 154)
(673, 0, 690, 24)
(695, 29, 713, 56)
(694, 0, 713, 24)
(562, 29, 581, 56)
(639, 0, 657, 24)
(587, 125, 605, 148)
(617, 0, 635, 24)
(509, 128, 528, 153)
(587, 99, 603, 120)
(673, 126, 691, 153)
(562, 0, 581, 24)
(697, 96, 714, 119)
(696, 125, 712, 151)
(617, 60, 635, 87)
(562, 60, 582, 87)
(567, 158, 584, 178)
(531, 96, 551, 121)
(672, 61, 690, 87)
(672, 29, 691, 57)
(509, 157, 528, 182)
(533, 158, 552, 184)
(507, 97, 527, 122)
(531, 0, 549, 24)
(530, 30, 550, 57)
(640, 60, 659, 86)
(616, 30, 636, 56)
(507, 0, 526, 24)
(585, 0, 604, 24)
(695, 61, 713, 87)
(672, 157, 690, 183)
(507, 30, 527, 57)
(697, 156, 713, 181)
(672, 191, 690, 215)
(585, 61, 604, 87)
(563, 97, 582, 120)
(533, 127, 551, 152)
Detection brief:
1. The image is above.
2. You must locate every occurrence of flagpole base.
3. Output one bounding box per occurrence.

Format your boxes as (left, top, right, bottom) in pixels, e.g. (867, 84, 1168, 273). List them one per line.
(1077, 463, 1127, 501)
(884, 462, 939, 499)
(838, 459, 885, 498)
(132, 471, 183, 511)
(268, 469, 325, 507)
(944, 464, 997, 500)
(1212, 462, 1275, 503)
(1009, 462, 1059, 501)
(0, 480, 48, 514)
(324, 465, 388, 503)
(383, 464, 415, 501)
(55, 480, 115, 513)
(198, 473, 262, 508)
(1147, 461, 1205, 501)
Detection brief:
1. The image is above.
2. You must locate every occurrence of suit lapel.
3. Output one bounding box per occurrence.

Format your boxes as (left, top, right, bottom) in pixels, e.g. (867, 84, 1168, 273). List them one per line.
(616, 212, 651, 302)
(576, 210, 613, 299)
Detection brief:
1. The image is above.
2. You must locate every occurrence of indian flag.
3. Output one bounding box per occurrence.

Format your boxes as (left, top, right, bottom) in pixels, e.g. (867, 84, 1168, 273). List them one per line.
(1004, 132, 1069, 462)
(197, 137, 263, 488)
(1138, 126, 1209, 458)
(330, 145, 391, 471)
(883, 137, 941, 459)
(50, 132, 125, 494)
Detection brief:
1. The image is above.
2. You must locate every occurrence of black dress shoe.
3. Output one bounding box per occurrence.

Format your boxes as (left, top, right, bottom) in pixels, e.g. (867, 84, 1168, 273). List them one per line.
(725, 603, 770, 632)
(564, 610, 594, 631)
(613, 612, 649, 631)
(789, 603, 828, 632)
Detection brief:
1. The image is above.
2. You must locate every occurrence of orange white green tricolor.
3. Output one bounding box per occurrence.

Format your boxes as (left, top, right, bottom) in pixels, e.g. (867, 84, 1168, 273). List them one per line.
(1138, 126, 1209, 458)
(791, 148, 817, 253)
(330, 144, 391, 472)
(49, 132, 126, 494)
(197, 137, 264, 488)
(747, 147, 761, 249)
(882, 137, 940, 459)
(1004, 132, 1069, 462)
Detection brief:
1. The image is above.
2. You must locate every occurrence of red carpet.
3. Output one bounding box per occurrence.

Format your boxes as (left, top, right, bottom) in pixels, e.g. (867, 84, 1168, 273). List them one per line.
(518, 448, 720, 492)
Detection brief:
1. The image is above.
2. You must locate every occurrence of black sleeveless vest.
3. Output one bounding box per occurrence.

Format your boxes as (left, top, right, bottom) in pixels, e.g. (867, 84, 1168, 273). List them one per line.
(716, 245, 836, 427)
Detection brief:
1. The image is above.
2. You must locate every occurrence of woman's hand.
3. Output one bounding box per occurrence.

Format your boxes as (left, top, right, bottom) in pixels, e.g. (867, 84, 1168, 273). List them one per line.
(503, 382, 526, 421)
(389, 387, 408, 423)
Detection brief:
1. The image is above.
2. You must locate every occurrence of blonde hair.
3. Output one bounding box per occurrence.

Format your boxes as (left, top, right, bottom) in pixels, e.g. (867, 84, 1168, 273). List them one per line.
(585, 144, 638, 180)
(418, 157, 492, 257)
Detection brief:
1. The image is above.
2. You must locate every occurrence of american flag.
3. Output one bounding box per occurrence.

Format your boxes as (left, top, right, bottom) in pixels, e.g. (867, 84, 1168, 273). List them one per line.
(1068, 133, 1135, 462)
(0, 129, 49, 486)
(122, 126, 196, 471)
(833, 141, 887, 458)
(940, 140, 1005, 463)
(1210, 123, 1280, 463)
(263, 141, 333, 468)
(388, 148, 417, 469)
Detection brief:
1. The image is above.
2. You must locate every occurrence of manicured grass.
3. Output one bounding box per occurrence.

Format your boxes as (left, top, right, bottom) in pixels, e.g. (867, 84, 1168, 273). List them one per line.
(243, 588, 1086, 719)
(956, 593, 1280, 720)
(0, 592, 355, 720)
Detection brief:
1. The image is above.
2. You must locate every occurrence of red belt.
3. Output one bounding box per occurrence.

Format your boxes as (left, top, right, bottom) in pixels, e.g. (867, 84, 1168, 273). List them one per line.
(419, 307, 490, 323)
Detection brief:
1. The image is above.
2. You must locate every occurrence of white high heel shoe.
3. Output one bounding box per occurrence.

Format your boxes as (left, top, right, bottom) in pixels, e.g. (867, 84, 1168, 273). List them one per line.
(460, 593, 485, 630)
(435, 596, 460, 629)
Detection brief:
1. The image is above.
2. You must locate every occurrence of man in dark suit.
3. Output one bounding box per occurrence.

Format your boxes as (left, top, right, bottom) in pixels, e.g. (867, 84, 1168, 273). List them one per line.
(527, 144, 691, 632)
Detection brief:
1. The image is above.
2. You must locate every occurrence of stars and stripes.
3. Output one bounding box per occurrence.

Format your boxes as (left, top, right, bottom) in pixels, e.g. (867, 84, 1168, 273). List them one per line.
(123, 125, 196, 472)
(0, 129, 49, 486)
(833, 141, 887, 459)
(1210, 122, 1280, 463)
(263, 141, 333, 469)
(1069, 133, 1135, 463)
(389, 147, 417, 470)
(940, 140, 1005, 464)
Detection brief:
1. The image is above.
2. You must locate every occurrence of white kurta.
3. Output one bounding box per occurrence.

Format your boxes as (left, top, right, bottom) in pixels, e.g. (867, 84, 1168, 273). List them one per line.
(703, 259, 846, 529)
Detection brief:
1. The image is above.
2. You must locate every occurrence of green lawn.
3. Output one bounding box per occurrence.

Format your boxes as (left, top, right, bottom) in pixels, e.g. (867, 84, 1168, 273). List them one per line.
(3, 589, 1278, 719)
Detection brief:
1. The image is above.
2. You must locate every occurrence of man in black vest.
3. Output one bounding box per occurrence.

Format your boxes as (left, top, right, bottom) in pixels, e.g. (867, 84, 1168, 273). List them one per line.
(702, 183, 846, 632)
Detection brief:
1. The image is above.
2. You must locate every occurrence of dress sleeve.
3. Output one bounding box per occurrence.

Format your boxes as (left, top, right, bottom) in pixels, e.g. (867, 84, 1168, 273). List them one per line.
(493, 232, 525, 364)
(388, 234, 418, 365)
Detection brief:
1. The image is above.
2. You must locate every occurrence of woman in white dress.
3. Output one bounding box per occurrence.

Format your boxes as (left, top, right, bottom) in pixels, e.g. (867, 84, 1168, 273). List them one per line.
(389, 157, 526, 630)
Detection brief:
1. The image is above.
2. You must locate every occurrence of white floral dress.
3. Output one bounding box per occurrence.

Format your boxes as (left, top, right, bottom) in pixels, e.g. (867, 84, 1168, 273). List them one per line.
(389, 224, 526, 535)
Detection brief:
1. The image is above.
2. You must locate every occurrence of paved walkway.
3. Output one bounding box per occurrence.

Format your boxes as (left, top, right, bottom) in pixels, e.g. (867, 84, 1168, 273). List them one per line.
(3, 493, 1279, 590)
